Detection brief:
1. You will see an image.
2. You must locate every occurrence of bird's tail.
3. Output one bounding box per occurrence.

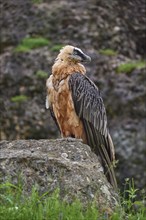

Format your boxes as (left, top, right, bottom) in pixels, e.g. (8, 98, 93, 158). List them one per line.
(83, 121, 117, 189)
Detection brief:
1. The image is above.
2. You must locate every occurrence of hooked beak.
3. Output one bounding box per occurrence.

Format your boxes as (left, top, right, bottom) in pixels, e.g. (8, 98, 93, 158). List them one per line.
(81, 54, 91, 63)
(70, 49, 91, 63)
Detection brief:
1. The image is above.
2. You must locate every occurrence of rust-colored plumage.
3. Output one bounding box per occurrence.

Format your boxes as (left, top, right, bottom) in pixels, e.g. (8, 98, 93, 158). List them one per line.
(46, 45, 117, 189)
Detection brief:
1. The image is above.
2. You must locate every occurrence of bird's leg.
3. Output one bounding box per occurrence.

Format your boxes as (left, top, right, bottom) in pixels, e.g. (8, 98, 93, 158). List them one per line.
(64, 137, 77, 142)
(60, 132, 82, 142)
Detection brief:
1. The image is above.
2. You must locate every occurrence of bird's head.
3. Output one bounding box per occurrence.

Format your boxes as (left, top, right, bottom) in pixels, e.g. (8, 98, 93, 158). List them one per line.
(56, 45, 91, 64)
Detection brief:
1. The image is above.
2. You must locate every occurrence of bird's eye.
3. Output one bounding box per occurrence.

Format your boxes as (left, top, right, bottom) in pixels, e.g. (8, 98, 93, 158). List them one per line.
(74, 50, 78, 55)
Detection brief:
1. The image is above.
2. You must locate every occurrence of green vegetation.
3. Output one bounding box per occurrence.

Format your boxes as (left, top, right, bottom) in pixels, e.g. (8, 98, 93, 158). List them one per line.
(15, 37, 50, 52)
(0, 179, 145, 220)
(11, 95, 28, 103)
(0, 182, 100, 220)
(50, 44, 64, 52)
(99, 49, 118, 56)
(116, 61, 146, 73)
(35, 70, 48, 79)
(120, 178, 146, 220)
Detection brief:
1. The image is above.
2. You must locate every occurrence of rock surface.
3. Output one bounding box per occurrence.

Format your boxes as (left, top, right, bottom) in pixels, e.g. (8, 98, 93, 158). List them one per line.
(0, 0, 146, 195)
(0, 139, 119, 213)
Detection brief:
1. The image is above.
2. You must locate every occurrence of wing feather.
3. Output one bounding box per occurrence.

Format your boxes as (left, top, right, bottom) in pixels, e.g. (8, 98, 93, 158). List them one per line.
(46, 77, 60, 132)
(69, 73, 117, 188)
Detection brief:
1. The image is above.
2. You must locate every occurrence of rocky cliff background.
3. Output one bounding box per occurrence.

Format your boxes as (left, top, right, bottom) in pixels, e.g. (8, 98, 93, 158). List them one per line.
(0, 0, 146, 195)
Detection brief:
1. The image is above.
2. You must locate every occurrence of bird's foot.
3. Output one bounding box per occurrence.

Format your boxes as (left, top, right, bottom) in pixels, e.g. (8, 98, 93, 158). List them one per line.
(61, 137, 83, 142)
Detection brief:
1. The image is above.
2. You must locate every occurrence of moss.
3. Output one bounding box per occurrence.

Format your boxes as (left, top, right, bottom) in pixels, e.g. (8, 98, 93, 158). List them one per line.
(116, 61, 146, 73)
(11, 95, 28, 103)
(15, 37, 50, 52)
(14, 45, 31, 53)
(51, 44, 64, 52)
(99, 49, 118, 56)
(35, 70, 48, 79)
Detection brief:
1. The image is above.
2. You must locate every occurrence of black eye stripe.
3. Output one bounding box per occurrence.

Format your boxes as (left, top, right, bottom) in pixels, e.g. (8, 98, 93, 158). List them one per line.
(74, 48, 85, 58)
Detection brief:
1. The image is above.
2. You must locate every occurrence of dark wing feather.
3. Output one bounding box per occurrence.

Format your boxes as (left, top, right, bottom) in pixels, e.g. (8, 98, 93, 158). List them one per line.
(46, 96, 60, 131)
(69, 73, 117, 188)
(49, 106, 60, 131)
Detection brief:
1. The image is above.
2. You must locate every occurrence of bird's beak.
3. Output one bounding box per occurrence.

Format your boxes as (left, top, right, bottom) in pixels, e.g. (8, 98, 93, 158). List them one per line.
(70, 52, 91, 63)
(81, 54, 91, 63)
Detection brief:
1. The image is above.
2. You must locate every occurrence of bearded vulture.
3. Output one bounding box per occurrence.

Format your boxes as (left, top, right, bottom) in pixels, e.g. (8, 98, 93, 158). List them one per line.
(46, 45, 117, 189)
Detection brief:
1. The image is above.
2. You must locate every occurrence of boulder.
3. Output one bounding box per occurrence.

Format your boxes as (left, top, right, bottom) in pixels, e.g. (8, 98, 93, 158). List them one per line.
(0, 139, 119, 213)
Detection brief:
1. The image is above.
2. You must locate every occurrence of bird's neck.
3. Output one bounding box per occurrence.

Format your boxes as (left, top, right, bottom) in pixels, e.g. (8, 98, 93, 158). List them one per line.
(52, 60, 86, 82)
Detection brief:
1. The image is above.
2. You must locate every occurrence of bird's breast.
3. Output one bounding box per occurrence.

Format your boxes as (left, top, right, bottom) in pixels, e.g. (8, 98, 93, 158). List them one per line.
(46, 74, 86, 142)
(53, 77, 75, 119)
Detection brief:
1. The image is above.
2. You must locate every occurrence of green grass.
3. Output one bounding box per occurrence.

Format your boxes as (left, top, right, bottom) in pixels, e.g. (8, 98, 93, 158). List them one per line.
(0, 180, 145, 220)
(50, 44, 64, 52)
(15, 37, 50, 52)
(11, 95, 28, 103)
(116, 61, 146, 73)
(35, 70, 48, 79)
(99, 49, 118, 56)
(119, 179, 146, 220)
(0, 182, 100, 220)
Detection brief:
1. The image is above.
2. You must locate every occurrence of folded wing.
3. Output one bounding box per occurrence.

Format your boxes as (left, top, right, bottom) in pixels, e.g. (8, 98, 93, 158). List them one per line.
(69, 73, 117, 188)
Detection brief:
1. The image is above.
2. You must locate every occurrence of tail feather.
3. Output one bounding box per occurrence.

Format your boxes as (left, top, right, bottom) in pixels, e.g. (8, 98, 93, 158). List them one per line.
(83, 120, 117, 189)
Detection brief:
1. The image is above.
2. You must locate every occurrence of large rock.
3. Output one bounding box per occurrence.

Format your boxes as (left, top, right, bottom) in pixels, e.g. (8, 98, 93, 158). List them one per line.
(0, 139, 119, 213)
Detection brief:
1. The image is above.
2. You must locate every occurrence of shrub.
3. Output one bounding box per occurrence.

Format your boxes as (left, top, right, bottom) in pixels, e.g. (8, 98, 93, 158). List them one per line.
(15, 37, 50, 52)
(99, 49, 118, 56)
(116, 61, 146, 73)
(11, 95, 28, 103)
(35, 70, 48, 79)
